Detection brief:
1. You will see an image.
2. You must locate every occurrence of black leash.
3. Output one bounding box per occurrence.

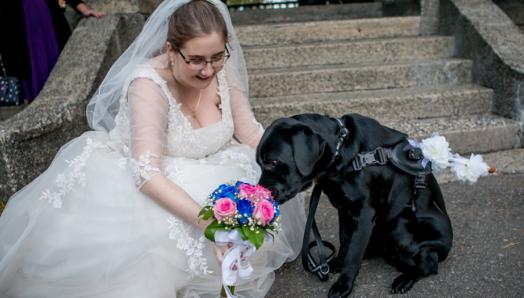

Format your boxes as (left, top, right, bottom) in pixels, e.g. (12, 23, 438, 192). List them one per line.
(301, 184, 336, 282)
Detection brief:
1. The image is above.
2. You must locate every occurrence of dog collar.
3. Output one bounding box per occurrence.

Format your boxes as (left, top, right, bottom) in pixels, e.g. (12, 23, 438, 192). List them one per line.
(324, 118, 350, 173)
(333, 118, 349, 160)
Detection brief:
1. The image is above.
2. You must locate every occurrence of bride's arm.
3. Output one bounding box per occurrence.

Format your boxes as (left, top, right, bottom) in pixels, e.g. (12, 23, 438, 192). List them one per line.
(128, 78, 210, 230)
(227, 74, 265, 149)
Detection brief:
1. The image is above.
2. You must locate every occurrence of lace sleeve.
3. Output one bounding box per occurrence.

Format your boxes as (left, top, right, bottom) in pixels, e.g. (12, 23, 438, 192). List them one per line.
(127, 78, 169, 189)
(227, 71, 264, 148)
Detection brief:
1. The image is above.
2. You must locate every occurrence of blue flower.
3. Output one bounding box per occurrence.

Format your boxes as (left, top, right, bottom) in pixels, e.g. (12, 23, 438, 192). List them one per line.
(236, 199, 253, 225)
(271, 200, 280, 223)
(211, 183, 238, 202)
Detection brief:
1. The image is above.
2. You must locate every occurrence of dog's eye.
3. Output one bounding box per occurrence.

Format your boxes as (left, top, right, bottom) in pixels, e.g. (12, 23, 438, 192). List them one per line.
(265, 160, 280, 168)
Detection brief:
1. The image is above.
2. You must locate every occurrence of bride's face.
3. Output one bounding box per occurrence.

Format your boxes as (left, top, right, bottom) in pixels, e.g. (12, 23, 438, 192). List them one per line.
(168, 32, 227, 90)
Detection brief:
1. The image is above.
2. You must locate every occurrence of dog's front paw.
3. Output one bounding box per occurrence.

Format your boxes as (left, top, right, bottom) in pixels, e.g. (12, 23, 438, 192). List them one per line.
(328, 275, 353, 298)
(391, 273, 417, 294)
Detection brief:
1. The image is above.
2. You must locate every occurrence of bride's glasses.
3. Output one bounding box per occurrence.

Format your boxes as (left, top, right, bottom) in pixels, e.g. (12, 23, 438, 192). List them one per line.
(176, 46, 230, 70)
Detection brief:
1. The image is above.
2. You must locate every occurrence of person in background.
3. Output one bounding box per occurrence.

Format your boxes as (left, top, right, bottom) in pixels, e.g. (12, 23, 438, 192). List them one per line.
(47, 0, 106, 51)
(0, 0, 105, 104)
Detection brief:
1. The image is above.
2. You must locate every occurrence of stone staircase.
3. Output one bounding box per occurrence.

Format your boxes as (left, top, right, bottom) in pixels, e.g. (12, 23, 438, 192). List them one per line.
(237, 15, 520, 154)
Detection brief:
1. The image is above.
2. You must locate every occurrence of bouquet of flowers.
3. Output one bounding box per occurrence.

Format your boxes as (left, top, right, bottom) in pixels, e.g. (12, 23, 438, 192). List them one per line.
(198, 181, 281, 298)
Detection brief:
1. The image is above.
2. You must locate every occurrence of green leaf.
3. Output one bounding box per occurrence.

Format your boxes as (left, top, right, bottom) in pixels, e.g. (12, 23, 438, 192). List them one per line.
(198, 206, 214, 221)
(204, 220, 226, 242)
(240, 225, 265, 249)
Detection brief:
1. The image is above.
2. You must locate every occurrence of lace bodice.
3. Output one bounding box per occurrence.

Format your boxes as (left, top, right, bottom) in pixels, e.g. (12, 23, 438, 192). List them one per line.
(110, 64, 234, 160)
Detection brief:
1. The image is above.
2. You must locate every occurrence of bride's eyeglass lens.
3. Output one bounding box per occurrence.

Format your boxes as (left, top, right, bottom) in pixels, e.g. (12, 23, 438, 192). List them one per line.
(176, 46, 230, 70)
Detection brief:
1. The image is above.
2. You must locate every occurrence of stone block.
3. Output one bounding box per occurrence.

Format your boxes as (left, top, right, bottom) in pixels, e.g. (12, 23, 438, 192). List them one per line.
(0, 14, 145, 199)
(435, 0, 524, 144)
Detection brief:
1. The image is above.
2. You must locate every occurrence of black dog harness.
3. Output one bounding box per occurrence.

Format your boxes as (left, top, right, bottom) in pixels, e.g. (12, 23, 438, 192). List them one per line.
(301, 118, 433, 281)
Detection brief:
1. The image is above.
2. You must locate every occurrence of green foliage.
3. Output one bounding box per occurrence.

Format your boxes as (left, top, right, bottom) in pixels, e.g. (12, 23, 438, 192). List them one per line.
(204, 220, 265, 249)
(240, 225, 265, 249)
(204, 220, 226, 242)
(198, 206, 214, 221)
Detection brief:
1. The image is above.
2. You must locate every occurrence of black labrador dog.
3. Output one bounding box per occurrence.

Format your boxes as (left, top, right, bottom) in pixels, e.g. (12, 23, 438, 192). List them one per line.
(256, 113, 452, 297)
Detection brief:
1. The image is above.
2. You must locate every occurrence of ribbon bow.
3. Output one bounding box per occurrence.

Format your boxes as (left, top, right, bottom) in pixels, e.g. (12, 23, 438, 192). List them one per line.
(215, 230, 270, 298)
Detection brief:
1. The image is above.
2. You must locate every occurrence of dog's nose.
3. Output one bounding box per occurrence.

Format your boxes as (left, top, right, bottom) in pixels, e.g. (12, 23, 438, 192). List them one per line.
(269, 188, 280, 200)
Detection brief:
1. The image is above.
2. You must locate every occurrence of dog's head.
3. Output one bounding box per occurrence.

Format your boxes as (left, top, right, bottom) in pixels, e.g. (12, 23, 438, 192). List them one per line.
(256, 114, 408, 204)
(256, 117, 327, 203)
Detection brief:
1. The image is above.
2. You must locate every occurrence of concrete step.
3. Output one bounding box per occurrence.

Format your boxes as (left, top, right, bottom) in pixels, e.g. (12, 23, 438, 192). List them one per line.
(244, 36, 453, 70)
(230, 2, 383, 26)
(384, 114, 520, 154)
(435, 148, 524, 184)
(252, 84, 493, 126)
(249, 58, 472, 98)
(236, 16, 420, 47)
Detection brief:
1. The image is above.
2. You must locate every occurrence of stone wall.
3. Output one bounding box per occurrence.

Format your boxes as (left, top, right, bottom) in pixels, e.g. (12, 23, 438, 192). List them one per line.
(422, 0, 524, 144)
(0, 14, 145, 200)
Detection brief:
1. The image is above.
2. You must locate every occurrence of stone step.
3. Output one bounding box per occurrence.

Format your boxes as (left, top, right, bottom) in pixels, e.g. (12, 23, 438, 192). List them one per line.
(244, 36, 453, 70)
(249, 58, 472, 98)
(259, 113, 518, 154)
(230, 2, 383, 26)
(236, 16, 420, 47)
(435, 148, 524, 184)
(252, 84, 493, 126)
(383, 114, 520, 154)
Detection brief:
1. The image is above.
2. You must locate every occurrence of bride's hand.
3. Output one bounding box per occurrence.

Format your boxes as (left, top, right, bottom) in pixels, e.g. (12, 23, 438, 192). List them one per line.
(214, 242, 233, 264)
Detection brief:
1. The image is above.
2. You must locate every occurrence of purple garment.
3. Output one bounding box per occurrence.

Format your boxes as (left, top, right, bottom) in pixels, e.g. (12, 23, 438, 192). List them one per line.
(22, 0, 60, 101)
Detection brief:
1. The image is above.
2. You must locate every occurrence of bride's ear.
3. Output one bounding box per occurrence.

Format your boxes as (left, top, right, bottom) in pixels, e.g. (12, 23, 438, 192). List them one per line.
(165, 42, 173, 53)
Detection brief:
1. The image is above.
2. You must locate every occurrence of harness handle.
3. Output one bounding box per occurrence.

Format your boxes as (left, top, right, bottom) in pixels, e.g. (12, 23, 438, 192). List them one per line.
(301, 184, 336, 281)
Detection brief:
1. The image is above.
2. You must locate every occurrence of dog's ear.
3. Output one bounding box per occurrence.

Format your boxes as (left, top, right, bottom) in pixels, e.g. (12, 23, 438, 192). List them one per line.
(292, 127, 325, 177)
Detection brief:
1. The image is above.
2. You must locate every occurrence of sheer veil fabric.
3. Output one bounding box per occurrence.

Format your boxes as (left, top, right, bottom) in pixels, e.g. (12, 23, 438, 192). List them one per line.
(86, 0, 249, 133)
(0, 0, 306, 297)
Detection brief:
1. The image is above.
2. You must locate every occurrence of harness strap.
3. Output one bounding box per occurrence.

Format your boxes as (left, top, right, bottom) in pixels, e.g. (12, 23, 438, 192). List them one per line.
(301, 184, 336, 281)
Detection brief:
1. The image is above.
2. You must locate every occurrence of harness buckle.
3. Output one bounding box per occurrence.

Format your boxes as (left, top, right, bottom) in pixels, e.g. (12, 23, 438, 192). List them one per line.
(352, 147, 389, 171)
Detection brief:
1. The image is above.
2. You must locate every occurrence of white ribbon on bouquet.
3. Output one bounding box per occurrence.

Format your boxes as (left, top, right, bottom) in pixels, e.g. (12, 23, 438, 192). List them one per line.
(215, 230, 271, 298)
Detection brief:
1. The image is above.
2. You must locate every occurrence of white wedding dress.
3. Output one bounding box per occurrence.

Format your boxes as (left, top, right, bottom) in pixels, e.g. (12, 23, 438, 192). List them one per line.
(0, 60, 306, 298)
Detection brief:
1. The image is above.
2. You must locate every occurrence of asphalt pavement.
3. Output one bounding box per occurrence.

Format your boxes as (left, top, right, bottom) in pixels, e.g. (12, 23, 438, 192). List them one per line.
(268, 173, 524, 298)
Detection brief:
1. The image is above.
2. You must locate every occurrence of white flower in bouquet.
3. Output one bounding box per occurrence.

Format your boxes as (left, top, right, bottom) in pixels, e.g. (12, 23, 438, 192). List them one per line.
(450, 154, 490, 184)
(419, 135, 452, 172)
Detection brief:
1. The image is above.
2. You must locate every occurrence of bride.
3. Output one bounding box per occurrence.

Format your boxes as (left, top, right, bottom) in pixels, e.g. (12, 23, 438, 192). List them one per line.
(0, 0, 306, 297)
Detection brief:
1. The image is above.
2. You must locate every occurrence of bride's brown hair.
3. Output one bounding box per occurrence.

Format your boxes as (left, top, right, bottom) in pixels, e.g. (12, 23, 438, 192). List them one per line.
(167, 0, 229, 48)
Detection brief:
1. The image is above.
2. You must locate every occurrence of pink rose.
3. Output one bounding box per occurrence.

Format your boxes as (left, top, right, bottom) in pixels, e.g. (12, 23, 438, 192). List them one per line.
(254, 185, 273, 200)
(238, 183, 257, 198)
(213, 198, 237, 221)
(253, 199, 275, 226)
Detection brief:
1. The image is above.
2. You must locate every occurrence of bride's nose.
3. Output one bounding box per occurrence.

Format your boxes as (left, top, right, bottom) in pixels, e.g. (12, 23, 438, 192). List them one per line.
(200, 63, 214, 76)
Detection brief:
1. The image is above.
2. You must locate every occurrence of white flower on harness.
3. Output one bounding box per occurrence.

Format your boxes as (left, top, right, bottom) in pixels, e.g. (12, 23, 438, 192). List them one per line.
(418, 135, 451, 172)
(410, 134, 492, 184)
(450, 153, 490, 184)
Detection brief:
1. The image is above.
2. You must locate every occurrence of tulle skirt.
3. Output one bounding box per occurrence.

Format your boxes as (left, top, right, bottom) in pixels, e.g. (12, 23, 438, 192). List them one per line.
(0, 131, 306, 298)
